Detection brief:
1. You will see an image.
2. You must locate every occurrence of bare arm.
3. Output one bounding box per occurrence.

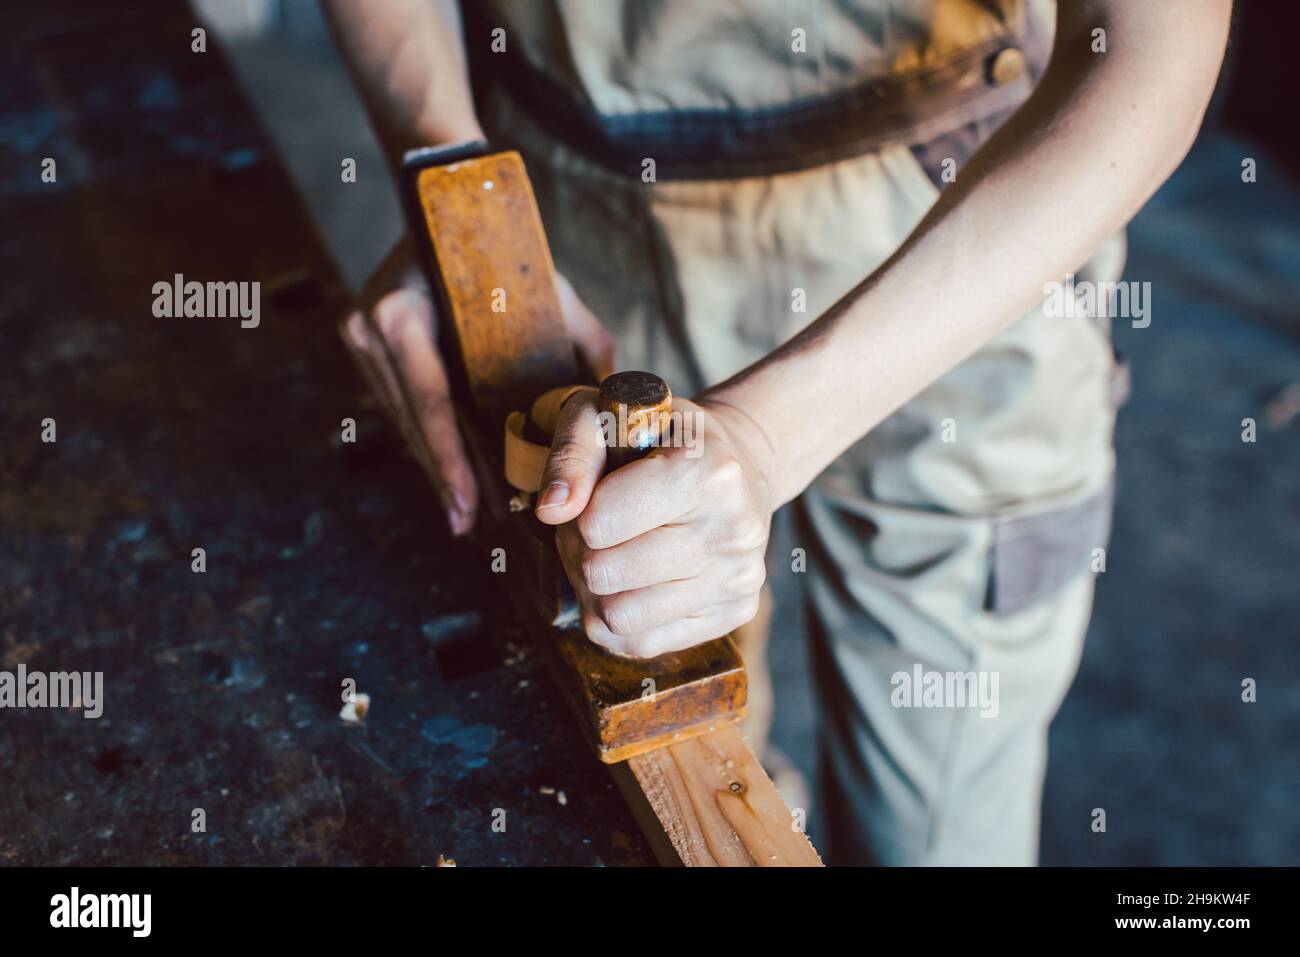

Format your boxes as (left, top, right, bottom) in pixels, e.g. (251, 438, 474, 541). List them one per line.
(320, 0, 482, 158)
(321, 0, 614, 537)
(536, 0, 1234, 657)
(705, 0, 1234, 507)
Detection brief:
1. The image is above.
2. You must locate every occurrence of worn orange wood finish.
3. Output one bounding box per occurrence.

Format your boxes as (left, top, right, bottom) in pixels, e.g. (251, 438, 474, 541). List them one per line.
(414, 152, 580, 424)
(553, 627, 747, 764)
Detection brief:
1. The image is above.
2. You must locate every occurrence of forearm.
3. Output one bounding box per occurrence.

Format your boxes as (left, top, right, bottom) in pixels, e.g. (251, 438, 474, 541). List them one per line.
(320, 0, 482, 161)
(705, 0, 1231, 509)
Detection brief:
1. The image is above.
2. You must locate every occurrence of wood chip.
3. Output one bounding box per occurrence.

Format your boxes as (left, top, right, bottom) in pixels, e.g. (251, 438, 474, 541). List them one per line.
(339, 693, 370, 723)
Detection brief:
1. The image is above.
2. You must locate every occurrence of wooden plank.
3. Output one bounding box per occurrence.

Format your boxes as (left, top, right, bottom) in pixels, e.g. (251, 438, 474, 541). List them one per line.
(614, 725, 823, 866)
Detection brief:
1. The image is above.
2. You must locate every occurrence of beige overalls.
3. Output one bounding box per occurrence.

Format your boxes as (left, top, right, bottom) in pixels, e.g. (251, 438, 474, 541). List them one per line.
(466, 0, 1126, 865)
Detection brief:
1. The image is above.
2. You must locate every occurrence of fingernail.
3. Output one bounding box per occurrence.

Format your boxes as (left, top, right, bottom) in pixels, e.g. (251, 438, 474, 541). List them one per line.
(447, 507, 471, 536)
(451, 488, 471, 516)
(537, 481, 569, 509)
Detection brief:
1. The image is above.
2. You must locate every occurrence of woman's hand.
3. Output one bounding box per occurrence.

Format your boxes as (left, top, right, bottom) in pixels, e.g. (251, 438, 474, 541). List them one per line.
(339, 237, 615, 535)
(534, 394, 777, 658)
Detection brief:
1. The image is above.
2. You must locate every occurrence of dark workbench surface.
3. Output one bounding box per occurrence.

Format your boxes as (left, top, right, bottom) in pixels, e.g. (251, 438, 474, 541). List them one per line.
(0, 1, 650, 866)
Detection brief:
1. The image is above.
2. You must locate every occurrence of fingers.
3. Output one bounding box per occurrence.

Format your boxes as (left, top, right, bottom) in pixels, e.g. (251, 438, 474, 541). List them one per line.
(550, 396, 774, 658)
(556, 522, 765, 652)
(584, 596, 761, 660)
(341, 309, 403, 424)
(594, 574, 762, 638)
(557, 523, 707, 595)
(533, 391, 606, 525)
(338, 278, 478, 535)
(558, 523, 760, 658)
(556, 273, 616, 381)
(376, 290, 478, 534)
(574, 448, 701, 549)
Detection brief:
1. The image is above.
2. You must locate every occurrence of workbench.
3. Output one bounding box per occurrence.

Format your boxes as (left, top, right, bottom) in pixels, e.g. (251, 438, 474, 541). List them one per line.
(0, 0, 652, 866)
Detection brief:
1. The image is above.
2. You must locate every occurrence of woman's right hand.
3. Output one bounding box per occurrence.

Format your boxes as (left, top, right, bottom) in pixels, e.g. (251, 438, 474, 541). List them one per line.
(339, 237, 615, 536)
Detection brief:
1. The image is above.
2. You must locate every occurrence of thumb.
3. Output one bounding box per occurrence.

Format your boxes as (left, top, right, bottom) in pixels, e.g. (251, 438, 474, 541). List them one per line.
(535, 390, 606, 525)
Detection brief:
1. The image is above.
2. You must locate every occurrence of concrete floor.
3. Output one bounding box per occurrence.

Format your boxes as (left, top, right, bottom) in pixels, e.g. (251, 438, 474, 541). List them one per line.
(209, 4, 1300, 865)
(1040, 134, 1300, 865)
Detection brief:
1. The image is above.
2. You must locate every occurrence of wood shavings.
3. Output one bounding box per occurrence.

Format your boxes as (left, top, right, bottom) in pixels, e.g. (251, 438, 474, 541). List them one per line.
(338, 693, 370, 724)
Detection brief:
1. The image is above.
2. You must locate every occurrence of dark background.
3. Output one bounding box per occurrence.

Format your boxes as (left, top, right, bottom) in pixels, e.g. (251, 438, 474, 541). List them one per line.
(1, 0, 1296, 865)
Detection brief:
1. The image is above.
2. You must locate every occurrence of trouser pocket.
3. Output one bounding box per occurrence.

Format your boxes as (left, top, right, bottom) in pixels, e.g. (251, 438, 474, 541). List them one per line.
(986, 480, 1114, 615)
